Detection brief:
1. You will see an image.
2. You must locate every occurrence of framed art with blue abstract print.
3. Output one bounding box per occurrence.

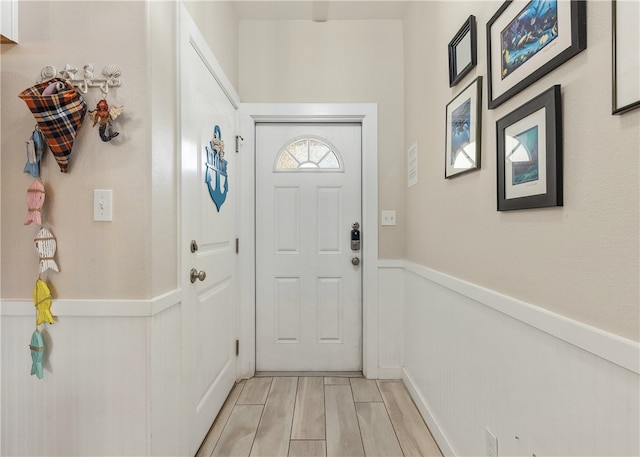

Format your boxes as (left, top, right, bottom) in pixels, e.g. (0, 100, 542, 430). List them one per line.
(487, 0, 586, 109)
(445, 76, 482, 178)
(497, 85, 562, 211)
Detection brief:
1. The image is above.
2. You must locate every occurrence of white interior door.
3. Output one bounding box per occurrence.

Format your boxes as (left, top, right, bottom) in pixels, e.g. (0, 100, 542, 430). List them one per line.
(256, 123, 362, 372)
(180, 13, 237, 454)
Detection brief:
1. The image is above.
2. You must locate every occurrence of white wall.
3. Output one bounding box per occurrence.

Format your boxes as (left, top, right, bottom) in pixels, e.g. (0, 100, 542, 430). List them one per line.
(1, 315, 149, 456)
(403, 1, 639, 341)
(397, 262, 639, 456)
(1, 4, 152, 453)
(0, 2, 239, 455)
(0, 1, 150, 300)
(400, 1, 640, 455)
(149, 1, 179, 297)
(377, 262, 404, 377)
(184, 1, 239, 90)
(239, 19, 405, 259)
(2, 1, 638, 455)
(0, 35, 3, 457)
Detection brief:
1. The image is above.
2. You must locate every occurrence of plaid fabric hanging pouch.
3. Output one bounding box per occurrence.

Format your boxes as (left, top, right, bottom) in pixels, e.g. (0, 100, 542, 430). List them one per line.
(19, 78, 87, 173)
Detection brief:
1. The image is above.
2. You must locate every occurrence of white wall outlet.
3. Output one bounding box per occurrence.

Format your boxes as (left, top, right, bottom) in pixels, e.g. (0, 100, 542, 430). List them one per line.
(94, 189, 113, 222)
(381, 210, 396, 226)
(486, 428, 498, 457)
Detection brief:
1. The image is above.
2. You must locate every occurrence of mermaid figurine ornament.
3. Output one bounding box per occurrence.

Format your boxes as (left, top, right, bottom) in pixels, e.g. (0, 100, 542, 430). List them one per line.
(89, 98, 124, 142)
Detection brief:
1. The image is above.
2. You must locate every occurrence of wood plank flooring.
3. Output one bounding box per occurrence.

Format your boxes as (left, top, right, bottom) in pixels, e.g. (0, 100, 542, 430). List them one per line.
(196, 376, 442, 457)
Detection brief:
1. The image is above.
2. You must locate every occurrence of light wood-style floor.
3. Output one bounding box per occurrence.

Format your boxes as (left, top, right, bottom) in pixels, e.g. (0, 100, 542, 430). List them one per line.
(196, 375, 442, 457)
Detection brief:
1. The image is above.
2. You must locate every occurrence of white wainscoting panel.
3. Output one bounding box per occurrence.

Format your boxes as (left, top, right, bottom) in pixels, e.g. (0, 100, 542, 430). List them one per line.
(150, 302, 182, 456)
(0, 291, 184, 456)
(1, 315, 148, 456)
(400, 262, 640, 456)
(377, 262, 404, 379)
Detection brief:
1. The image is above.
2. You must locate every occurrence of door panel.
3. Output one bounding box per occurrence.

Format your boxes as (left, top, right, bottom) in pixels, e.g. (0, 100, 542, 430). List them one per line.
(317, 277, 342, 342)
(318, 188, 342, 252)
(256, 123, 362, 371)
(180, 18, 237, 454)
(275, 277, 301, 342)
(275, 187, 300, 253)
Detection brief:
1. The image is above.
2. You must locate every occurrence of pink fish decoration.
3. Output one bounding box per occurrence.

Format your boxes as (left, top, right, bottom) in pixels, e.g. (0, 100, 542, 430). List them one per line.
(24, 179, 45, 225)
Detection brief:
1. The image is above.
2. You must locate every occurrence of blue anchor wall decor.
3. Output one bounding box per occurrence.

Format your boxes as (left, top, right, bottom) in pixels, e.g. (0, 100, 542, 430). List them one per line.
(205, 125, 228, 211)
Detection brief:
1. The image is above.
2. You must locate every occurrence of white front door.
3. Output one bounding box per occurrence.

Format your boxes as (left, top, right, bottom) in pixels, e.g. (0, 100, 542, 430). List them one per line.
(255, 123, 362, 371)
(180, 11, 237, 454)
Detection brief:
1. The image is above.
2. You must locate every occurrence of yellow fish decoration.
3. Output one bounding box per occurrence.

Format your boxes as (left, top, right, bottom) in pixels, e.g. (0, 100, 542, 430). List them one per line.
(33, 279, 54, 326)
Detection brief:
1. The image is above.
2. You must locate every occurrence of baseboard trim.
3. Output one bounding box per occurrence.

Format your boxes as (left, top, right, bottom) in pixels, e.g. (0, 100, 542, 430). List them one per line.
(377, 366, 403, 379)
(378, 259, 639, 374)
(402, 368, 456, 457)
(0, 289, 182, 317)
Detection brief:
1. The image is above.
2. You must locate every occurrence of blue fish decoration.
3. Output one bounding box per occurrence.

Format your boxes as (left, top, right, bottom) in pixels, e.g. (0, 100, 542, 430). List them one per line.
(24, 128, 46, 178)
(29, 329, 44, 379)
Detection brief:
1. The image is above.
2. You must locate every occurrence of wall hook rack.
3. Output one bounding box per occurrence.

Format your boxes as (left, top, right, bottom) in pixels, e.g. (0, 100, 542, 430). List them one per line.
(38, 64, 122, 96)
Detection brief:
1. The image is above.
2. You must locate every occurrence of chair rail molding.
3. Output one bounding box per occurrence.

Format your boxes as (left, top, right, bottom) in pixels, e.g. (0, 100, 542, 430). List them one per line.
(0, 288, 182, 318)
(378, 259, 639, 374)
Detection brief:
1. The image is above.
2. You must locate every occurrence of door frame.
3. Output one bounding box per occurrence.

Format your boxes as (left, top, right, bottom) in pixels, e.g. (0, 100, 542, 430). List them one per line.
(238, 104, 379, 379)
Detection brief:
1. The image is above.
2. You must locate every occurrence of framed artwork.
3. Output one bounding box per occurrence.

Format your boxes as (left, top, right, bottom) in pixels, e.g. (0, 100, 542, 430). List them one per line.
(496, 85, 562, 211)
(486, 0, 586, 109)
(445, 76, 482, 178)
(448, 15, 477, 87)
(612, 0, 640, 114)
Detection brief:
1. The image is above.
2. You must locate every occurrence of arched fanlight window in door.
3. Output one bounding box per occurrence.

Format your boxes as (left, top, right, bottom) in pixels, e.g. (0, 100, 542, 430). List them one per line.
(274, 137, 343, 172)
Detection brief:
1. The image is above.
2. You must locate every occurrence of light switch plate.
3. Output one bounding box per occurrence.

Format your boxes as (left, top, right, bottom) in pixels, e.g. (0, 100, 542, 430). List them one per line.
(381, 210, 396, 226)
(94, 189, 112, 222)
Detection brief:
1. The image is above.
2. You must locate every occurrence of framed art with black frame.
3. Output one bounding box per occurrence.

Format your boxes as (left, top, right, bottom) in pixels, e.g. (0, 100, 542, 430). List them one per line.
(497, 85, 562, 211)
(448, 15, 477, 87)
(612, 0, 640, 115)
(486, 0, 586, 109)
(445, 76, 482, 178)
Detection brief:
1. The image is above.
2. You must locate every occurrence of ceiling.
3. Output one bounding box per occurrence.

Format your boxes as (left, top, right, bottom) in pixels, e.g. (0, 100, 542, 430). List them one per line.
(232, 1, 410, 21)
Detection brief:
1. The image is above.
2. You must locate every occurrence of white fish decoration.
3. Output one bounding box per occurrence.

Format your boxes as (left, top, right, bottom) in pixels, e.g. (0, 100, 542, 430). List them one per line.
(34, 228, 59, 274)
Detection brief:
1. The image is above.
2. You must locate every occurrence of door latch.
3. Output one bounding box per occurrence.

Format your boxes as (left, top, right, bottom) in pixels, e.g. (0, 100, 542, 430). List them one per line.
(350, 222, 361, 251)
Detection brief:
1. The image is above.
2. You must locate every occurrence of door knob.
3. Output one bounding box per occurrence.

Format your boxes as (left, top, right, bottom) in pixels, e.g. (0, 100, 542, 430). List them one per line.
(190, 268, 206, 283)
(351, 256, 360, 266)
